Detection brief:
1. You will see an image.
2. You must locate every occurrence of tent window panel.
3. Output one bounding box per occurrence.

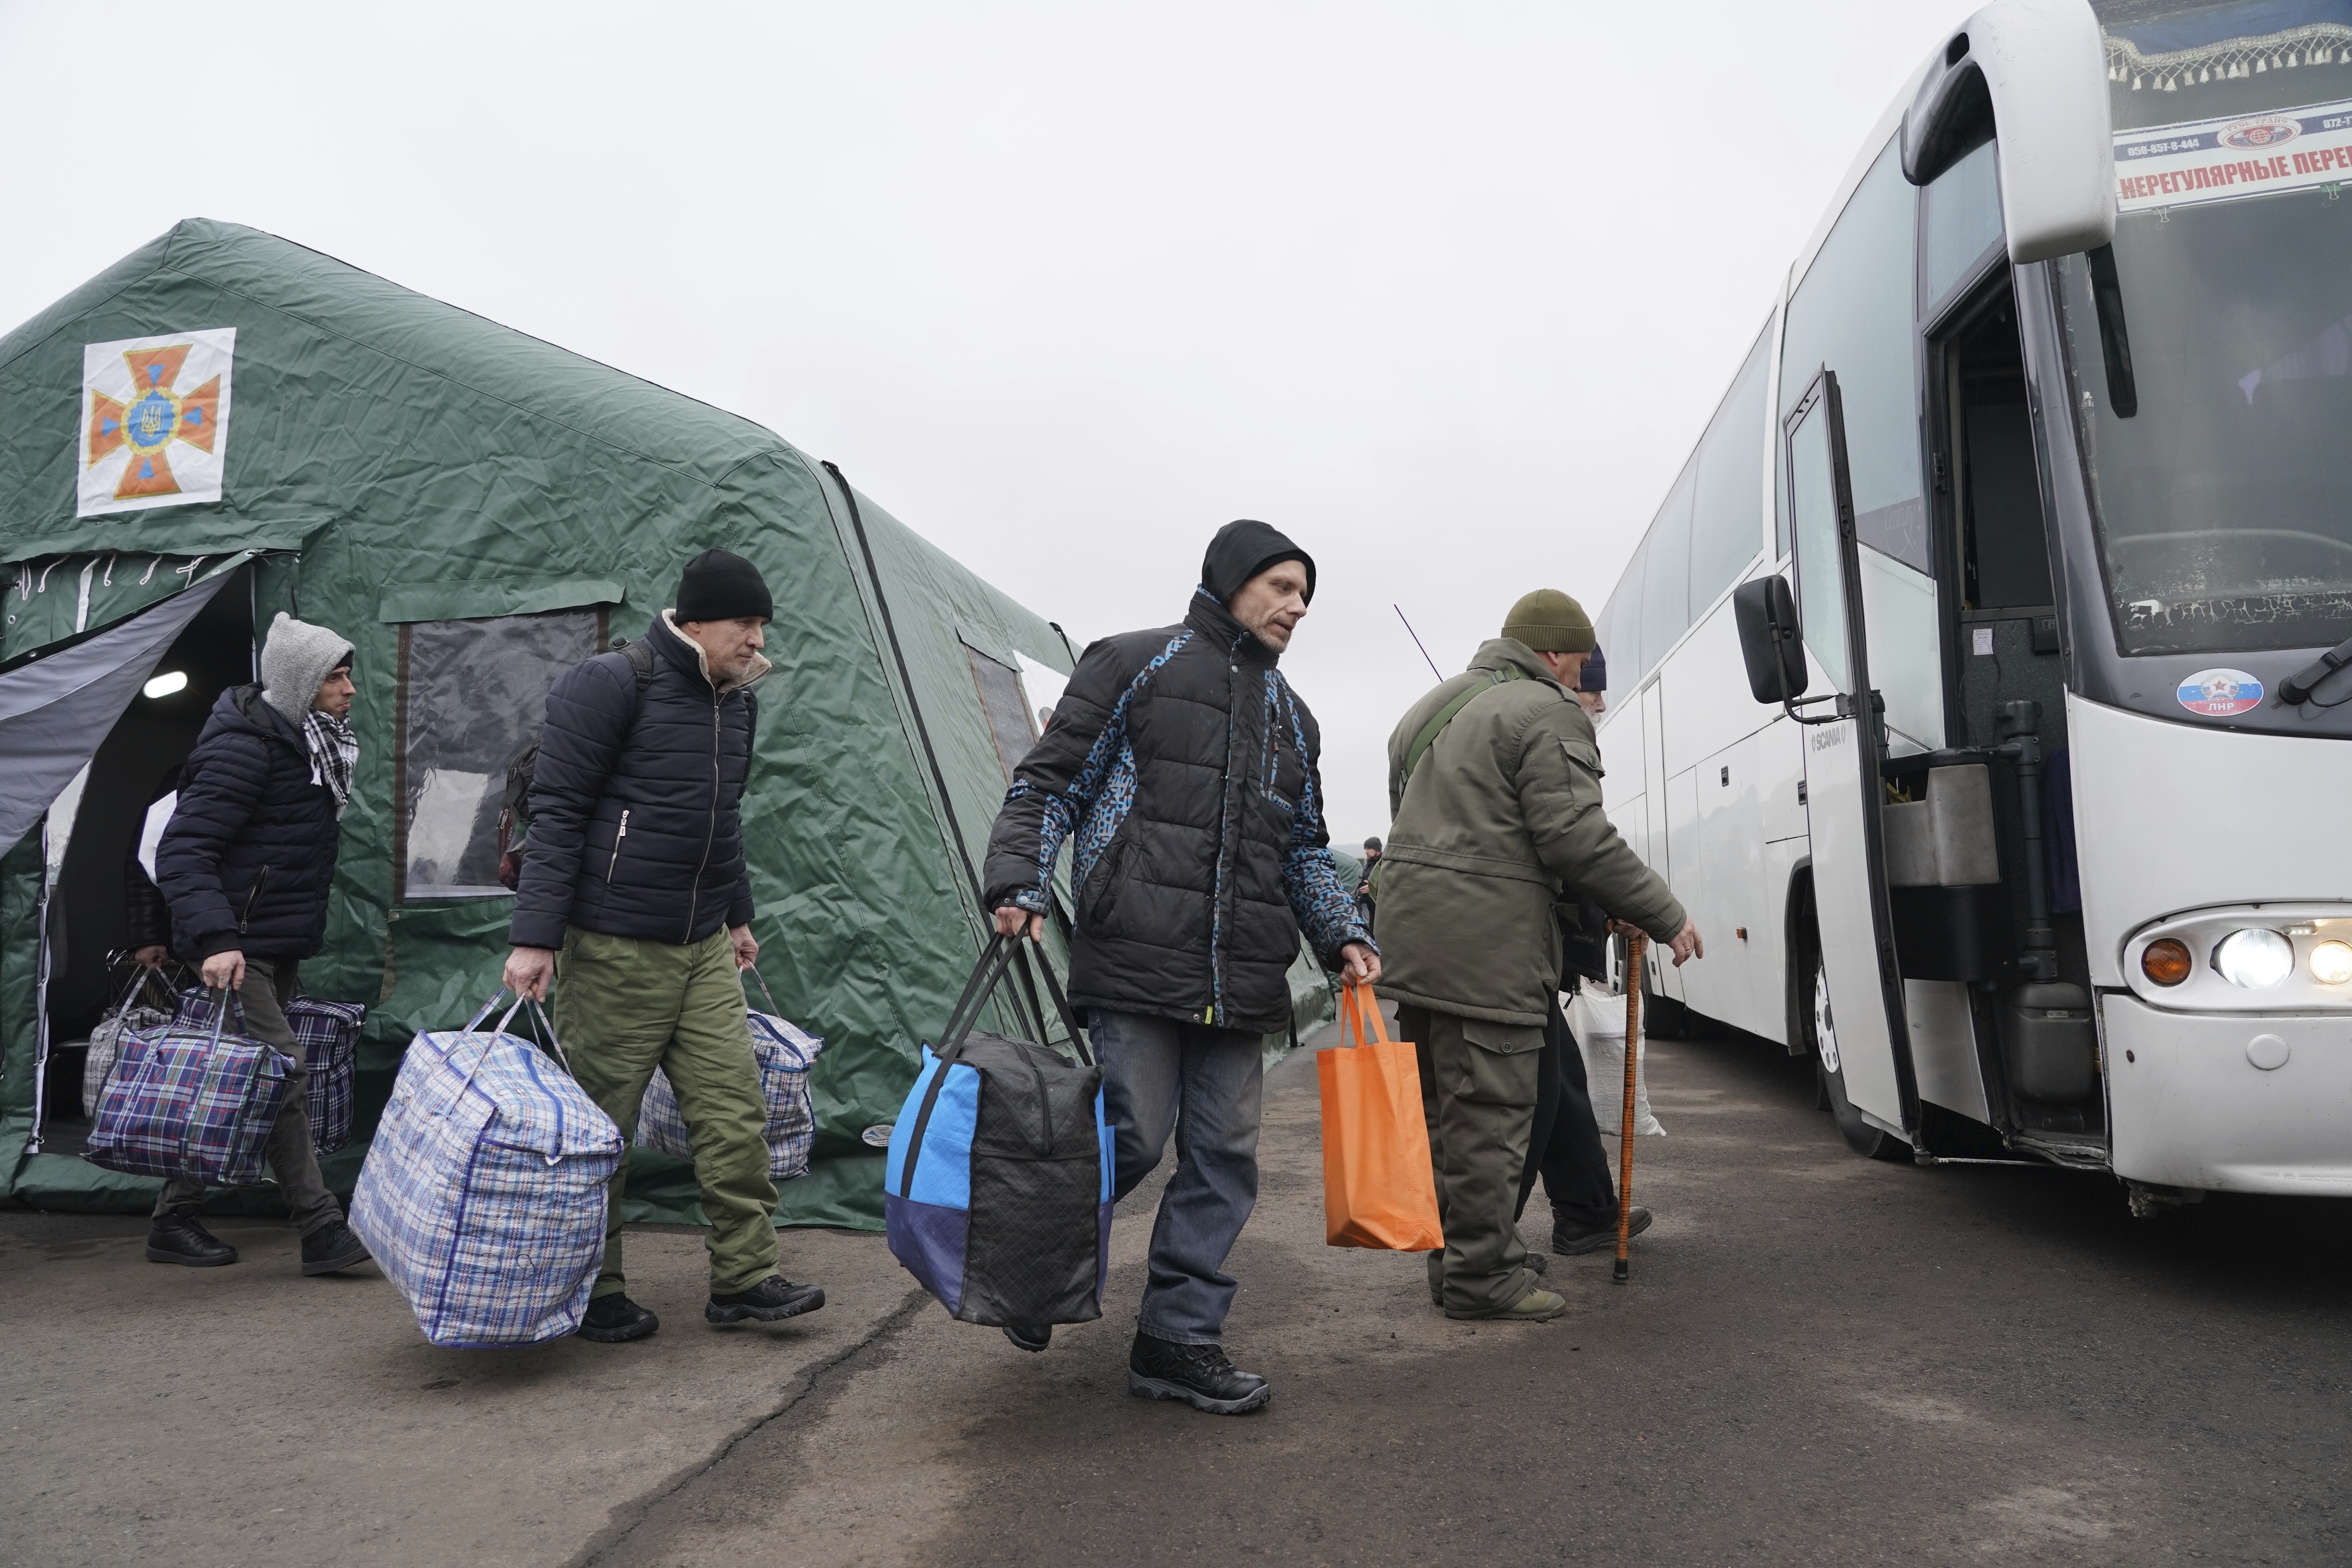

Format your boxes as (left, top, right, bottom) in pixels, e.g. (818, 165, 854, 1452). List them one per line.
(966, 646, 1036, 782)
(396, 608, 603, 900)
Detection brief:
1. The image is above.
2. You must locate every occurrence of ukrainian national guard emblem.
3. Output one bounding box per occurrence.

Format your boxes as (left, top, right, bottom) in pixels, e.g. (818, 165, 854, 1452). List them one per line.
(78, 328, 236, 516)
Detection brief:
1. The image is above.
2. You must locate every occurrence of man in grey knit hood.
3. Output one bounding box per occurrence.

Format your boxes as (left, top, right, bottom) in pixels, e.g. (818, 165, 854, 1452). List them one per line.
(261, 612, 360, 817)
(149, 612, 370, 1274)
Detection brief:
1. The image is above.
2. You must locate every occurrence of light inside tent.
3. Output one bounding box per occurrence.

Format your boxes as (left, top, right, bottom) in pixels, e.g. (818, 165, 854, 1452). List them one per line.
(142, 670, 189, 700)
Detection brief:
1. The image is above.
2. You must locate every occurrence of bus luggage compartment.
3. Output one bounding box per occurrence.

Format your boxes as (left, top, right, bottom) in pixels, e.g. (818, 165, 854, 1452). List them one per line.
(1881, 759, 2008, 983)
(2104, 995, 2352, 1195)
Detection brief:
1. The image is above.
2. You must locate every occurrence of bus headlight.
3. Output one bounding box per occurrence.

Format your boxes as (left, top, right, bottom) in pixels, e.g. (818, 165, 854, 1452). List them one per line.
(2215, 928, 2295, 989)
(2312, 941, 2352, 986)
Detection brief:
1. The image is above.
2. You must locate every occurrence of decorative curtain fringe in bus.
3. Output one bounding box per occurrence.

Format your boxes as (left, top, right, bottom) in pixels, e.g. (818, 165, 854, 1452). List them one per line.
(2108, 24, 2352, 91)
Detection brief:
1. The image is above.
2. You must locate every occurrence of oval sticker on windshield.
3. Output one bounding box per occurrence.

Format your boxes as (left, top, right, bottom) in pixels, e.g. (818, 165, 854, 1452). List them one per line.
(2177, 668, 2263, 717)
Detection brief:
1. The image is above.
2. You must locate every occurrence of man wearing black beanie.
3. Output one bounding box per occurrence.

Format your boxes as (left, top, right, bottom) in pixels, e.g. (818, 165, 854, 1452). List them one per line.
(982, 519, 1376, 1414)
(505, 546, 825, 1342)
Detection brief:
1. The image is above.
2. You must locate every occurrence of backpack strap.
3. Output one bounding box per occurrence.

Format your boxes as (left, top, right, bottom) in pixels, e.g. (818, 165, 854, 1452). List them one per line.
(617, 637, 657, 706)
(1403, 664, 1526, 781)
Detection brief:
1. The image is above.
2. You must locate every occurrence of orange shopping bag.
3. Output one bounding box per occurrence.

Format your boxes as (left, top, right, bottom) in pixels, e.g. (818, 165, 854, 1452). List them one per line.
(1317, 984, 1445, 1251)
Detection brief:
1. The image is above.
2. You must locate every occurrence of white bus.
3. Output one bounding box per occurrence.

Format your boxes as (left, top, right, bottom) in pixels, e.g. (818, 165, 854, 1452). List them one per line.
(1586, 0, 2352, 1213)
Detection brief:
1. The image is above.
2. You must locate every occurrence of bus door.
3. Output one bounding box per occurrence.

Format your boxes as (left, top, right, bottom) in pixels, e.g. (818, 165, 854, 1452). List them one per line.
(1784, 369, 1916, 1140)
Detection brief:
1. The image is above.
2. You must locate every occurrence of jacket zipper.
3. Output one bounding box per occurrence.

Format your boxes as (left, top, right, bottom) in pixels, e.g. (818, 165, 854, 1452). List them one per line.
(606, 810, 631, 883)
(1209, 638, 1247, 1026)
(686, 690, 721, 942)
(238, 866, 271, 935)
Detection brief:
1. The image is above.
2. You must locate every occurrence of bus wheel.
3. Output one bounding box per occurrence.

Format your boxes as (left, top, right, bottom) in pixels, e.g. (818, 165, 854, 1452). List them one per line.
(1810, 955, 1900, 1161)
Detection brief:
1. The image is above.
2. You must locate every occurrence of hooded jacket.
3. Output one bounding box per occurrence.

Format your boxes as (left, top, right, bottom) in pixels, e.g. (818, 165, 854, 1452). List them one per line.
(983, 581, 1367, 1036)
(509, 612, 766, 951)
(156, 687, 344, 960)
(1375, 638, 1685, 1028)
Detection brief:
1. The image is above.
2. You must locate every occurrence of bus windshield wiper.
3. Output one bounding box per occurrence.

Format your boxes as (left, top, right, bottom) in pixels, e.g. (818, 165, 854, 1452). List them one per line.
(2086, 244, 2139, 419)
(2279, 632, 2352, 706)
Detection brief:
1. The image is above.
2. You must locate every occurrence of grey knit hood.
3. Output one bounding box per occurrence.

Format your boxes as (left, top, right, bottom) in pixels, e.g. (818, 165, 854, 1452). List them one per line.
(258, 612, 355, 726)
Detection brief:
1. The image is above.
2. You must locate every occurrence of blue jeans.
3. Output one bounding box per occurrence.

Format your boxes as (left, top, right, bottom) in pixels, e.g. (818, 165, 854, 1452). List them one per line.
(1091, 1009, 1264, 1345)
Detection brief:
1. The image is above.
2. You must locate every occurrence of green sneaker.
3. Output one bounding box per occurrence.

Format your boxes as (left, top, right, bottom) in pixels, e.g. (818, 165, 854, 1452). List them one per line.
(1429, 1248, 1544, 1307)
(1448, 1286, 1567, 1323)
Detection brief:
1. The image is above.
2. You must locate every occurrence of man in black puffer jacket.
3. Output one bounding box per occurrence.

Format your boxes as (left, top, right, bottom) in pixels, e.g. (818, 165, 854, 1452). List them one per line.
(984, 519, 1377, 1414)
(504, 549, 824, 1344)
(149, 613, 372, 1276)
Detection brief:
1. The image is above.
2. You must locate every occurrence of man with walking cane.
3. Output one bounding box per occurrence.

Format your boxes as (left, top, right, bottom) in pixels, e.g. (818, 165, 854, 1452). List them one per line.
(1376, 590, 1699, 1321)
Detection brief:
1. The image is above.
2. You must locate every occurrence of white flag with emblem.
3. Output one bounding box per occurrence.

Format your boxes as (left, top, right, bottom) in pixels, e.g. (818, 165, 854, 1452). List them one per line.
(78, 328, 236, 517)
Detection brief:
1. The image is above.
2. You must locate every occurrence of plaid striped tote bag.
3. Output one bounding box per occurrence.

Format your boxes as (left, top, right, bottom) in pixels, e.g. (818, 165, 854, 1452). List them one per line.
(85, 993, 293, 1186)
(350, 994, 622, 1349)
(176, 988, 366, 1154)
(636, 967, 823, 1182)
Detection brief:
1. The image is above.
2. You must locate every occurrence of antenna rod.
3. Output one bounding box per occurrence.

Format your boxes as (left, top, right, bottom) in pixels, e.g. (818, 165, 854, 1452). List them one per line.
(1393, 604, 1444, 681)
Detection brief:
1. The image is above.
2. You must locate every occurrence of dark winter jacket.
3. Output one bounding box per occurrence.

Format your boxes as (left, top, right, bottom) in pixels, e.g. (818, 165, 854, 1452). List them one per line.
(1376, 638, 1685, 1027)
(982, 590, 1368, 1035)
(509, 612, 766, 951)
(155, 688, 343, 961)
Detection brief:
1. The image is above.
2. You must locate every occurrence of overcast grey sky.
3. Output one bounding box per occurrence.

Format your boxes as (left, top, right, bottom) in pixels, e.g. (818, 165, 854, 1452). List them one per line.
(0, 1, 1963, 842)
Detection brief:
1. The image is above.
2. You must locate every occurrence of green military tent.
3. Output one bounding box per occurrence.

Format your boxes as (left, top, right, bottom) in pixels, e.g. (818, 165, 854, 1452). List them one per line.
(0, 218, 1336, 1228)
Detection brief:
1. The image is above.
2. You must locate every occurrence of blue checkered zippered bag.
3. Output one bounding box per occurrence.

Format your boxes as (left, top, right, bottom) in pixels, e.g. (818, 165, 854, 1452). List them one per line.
(84, 994, 293, 1186)
(351, 993, 623, 1349)
(636, 968, 823, 1181)
(176, 987, 366, 1154)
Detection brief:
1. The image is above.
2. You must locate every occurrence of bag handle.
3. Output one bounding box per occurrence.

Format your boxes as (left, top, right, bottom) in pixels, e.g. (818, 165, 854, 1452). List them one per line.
(106, 964, 144, 1017)
(176, 989, 238, 1178)
(444, 989, 530, 1111)
(138, 965, 180, 1015)
(1009, 938, 1093, 1067)
(745, 964, 785, 1020)
(935, 936, 1023, 1060)
(523, 997, 575, 1077)
(1338, 982, 1392, 1049)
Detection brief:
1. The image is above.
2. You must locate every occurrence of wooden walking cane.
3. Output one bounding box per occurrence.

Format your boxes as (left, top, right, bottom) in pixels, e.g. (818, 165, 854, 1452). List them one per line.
(1613, 931, 1648, 1284)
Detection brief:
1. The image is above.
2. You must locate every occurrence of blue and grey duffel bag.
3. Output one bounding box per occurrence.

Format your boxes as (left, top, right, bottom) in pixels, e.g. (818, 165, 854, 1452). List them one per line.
(884, 936, 1112, 1329)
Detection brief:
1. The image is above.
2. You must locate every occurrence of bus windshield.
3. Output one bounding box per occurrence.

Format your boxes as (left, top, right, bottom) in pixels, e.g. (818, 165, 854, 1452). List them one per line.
(2066, 4, 2352, 657)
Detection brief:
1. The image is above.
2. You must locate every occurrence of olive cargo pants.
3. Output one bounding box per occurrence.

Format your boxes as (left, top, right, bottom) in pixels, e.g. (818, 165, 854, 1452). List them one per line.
(554, 927, 779, 1299)
(1397, 1004, 1544, 1317)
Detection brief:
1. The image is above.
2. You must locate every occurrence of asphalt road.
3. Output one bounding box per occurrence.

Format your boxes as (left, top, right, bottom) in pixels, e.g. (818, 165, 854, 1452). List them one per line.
(9, 1014, 2347, 1567)
(590, 1019, 2352, 1568)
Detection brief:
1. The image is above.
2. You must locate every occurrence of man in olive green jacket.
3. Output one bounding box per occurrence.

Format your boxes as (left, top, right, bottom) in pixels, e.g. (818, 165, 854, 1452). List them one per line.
(1377, 589, 1701, 1320)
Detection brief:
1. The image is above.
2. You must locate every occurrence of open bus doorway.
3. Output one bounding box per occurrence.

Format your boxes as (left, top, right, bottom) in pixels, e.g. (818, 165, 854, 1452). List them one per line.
(39, 565, 255, 1142)
(1924, 280, 2101, 1160)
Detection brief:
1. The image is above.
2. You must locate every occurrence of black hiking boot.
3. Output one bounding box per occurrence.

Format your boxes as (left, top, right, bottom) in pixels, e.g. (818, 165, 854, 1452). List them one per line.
(1128, 1332, 1271, 1415)
(1003, 1323, 1053, 1353)
(577, 1292, 661, 1343)
(147, 1215, 237, 1267)
(1552, 1206, 1652, 1256)
(706, 1276, 825, 1325)
(300, 1219, 372, 1276)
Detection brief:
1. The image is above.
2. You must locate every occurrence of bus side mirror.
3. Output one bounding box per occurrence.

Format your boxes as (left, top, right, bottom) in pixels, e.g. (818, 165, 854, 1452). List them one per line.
(1898, 0, 2116, 263)
(1733, 576, 1809, 706)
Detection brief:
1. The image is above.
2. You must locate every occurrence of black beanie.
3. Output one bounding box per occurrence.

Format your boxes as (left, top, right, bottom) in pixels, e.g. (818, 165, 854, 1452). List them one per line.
(675, 548, 773, 622)
(1201, 519, 1316, 606)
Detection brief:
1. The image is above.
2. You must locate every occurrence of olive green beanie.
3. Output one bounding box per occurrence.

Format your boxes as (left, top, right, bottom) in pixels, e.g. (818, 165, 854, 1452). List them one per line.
(1501, 589, 1595, 653)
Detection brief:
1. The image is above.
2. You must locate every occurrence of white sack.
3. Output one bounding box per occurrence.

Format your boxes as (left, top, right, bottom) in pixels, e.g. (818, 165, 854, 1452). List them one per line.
(1568, 988, 1664, 1137)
